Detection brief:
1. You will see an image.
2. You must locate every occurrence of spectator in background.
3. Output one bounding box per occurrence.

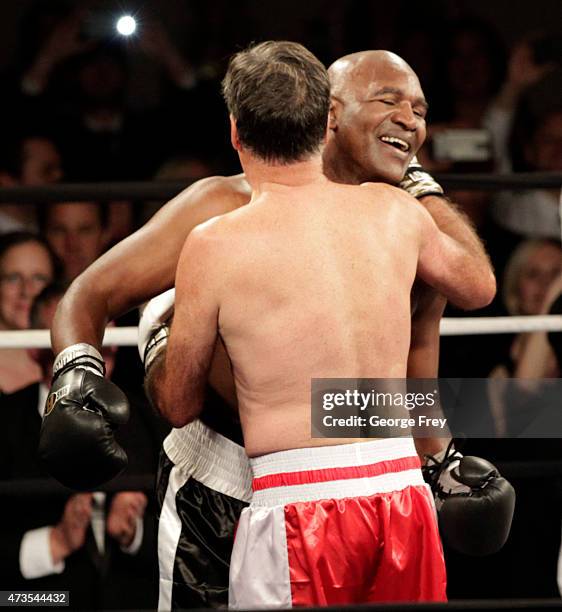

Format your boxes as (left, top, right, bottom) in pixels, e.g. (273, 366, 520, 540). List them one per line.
(502, 240, 562, 319)
(447, 241, 562, 601)
(17, 3, 200, 181)
(415, 16, 510, 186)
(52, 42, 161, 180)
(0, 232, 58, 393)
(0, 282, 163, 610)
(488, 239, 562, 434)
(492, 105, 562, 239)
(40, 200, 144, 391)
(39, 201, 108, 282)
(481, 33, 561, 239)
(0, 131, 63, 233)
(431, 16, 507, 128)
(484, 37, 557, 173)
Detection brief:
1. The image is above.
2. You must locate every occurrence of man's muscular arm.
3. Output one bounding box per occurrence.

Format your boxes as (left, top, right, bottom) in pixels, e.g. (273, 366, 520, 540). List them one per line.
(419, 194, 493, 301)
(51, 176, 247, 353)
(409, 282, 450, 460)
(399, 163, 474, 456)
(160, 221, 223, 427)
(414, 197, 496, 309)
(409, 281, 446, 377)
(399, 156, 493, 308)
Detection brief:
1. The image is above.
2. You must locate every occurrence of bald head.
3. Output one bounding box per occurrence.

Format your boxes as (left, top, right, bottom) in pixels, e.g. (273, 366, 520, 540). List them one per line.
(323, 50, 427, 185)
(328, 51, 418, 100)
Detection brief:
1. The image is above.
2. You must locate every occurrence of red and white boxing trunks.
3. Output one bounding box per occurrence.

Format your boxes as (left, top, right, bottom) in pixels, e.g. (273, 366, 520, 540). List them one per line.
(229, 438, 447, 609)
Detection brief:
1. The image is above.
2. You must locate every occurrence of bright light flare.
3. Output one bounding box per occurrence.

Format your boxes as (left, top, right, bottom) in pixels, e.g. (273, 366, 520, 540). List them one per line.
(116, 15, 136, 36)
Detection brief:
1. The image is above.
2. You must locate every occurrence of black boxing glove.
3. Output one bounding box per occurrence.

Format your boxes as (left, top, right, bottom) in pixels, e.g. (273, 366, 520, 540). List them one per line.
(38, 343, 129, 490)
(398, 155, 445, 199)
(423, 442, 515, 556)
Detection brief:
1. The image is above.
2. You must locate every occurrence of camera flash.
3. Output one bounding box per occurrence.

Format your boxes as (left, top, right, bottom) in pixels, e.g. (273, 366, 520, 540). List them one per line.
(116, 15, 136, 36)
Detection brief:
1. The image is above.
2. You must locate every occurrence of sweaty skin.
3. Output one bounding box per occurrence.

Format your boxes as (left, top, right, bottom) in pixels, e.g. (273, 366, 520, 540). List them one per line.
(51, 51, 494, 456)
(162, 157, 491, 456)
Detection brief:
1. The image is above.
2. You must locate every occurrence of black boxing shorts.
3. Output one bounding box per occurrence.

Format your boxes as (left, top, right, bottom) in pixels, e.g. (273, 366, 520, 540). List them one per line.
(156, 419, 251, 610)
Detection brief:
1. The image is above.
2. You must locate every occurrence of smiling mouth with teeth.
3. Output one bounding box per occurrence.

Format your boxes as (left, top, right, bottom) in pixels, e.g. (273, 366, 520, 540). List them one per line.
(379, 136, 410, 152)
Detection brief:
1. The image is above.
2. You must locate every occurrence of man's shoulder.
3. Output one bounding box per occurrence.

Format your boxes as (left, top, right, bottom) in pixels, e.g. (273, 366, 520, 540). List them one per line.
(354, 182, 420, 214)
(152, 174, 252, 243)
(359, 181, 410, 200)
(175, 173, 251, 213)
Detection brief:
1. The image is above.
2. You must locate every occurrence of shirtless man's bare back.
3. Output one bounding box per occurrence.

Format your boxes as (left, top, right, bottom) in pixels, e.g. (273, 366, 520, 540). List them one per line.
(164, 176, 486, 455)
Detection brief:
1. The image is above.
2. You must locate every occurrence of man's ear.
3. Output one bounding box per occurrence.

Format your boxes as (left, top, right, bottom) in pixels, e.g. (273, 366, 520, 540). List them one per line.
(328, 98, 342, 132)
(230, 115, 240, 151)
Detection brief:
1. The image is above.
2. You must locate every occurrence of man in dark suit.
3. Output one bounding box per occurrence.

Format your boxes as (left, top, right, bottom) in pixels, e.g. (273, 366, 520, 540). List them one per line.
(0, 283, 167, 610)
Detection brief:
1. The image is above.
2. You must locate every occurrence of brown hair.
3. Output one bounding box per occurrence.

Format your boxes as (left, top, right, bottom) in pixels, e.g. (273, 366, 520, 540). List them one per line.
(502, 239, 562, 315)
(222, 41, 330, 164)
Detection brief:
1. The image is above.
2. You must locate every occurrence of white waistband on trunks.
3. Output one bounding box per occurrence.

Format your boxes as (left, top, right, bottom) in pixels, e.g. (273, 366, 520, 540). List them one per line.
(163, 419, 252, 502)
(249, 438, 423, 507)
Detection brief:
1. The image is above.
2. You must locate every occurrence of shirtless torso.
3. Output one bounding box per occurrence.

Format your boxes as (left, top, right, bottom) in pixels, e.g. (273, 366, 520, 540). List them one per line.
(220, 180, 416, 455)
(165, 171, 478, 456)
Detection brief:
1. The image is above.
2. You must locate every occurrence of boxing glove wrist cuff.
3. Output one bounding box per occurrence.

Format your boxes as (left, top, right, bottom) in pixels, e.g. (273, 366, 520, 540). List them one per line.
(143, 325, 169, 373)
(423, 442, 466, 505)
(399, 155, 445, 200)
(53, 343, 105, 381)
(431, 444, 462, 465)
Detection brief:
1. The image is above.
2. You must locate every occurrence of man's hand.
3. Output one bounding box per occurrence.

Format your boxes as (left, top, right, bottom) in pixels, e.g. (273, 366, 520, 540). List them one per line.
(23, 10, 94, 93)
(38, 344, 129, 490)
(493, 40, 556, 110)
(50, 494, 93, 564)
(138, 20, 196, 89)
(106, 492, 147, 548)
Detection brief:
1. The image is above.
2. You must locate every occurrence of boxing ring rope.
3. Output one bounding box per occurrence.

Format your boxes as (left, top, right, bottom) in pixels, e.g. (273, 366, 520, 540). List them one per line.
(0, 172, 559, 203)
(0, 168, 560, 348)
(1, 165, 559, 352)
(1, 315, 561, 348)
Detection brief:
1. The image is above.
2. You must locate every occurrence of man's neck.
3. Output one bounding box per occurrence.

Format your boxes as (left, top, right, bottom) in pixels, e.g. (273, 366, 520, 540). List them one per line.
(322, 142, 364, 186)
(241, 151, 327, 194)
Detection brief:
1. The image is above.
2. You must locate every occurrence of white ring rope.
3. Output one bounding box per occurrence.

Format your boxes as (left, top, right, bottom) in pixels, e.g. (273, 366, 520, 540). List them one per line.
(0, 315, 561, 348)
(0, 327, 138, 349)
(439, 315, 562, 336)
(559, 185, 562, 244)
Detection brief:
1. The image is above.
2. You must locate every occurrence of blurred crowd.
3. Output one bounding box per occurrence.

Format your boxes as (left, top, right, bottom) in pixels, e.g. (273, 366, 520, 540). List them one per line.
(0, 0, 561, 608)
